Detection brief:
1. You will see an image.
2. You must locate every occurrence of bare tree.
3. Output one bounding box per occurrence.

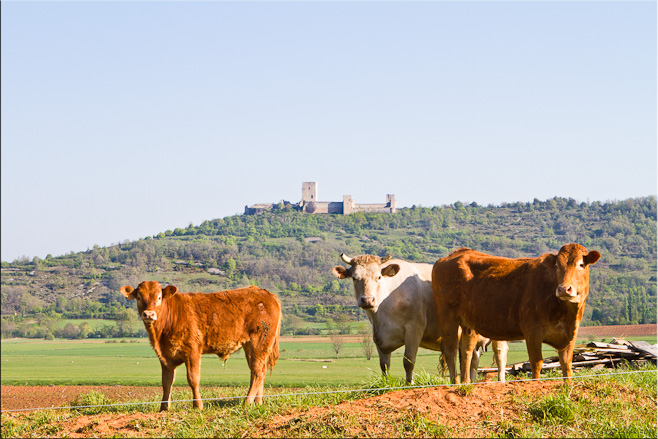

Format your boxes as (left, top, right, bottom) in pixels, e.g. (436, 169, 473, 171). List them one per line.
(327, 319, 344, 359)
(358, 323, 374, 360)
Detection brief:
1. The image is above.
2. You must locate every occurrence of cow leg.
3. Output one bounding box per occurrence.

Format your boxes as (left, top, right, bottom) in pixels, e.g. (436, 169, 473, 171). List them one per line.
(469, 343, 482, 383)
(525, 337, 544, 380)
(245, 362, 266, 405)
(376, 345, 391, 378)
(244, 343, 267, 405)
(459, 327, 478, 383)
(160, 364, 177, 412)
(438, 310, 461, 384)
(492, 341, 509, 382)
(557, 342, 574, 382)
(256, 359, 268, 405)
(402, 340, 421, 384)
(491, 340, 508, 382)
(185, 354, 203, 409)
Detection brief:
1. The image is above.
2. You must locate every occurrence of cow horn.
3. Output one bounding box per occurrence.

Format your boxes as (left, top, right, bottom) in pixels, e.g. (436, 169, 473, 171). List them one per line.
(340, 253, 354, 265)
(381, 254, 391, 263)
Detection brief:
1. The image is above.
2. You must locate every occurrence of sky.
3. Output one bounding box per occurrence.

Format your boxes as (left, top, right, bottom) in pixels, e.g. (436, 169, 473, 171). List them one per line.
(1, 0, 656, 262)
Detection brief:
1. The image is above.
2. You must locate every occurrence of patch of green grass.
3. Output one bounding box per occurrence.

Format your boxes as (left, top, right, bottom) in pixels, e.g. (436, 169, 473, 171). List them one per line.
(511, 362, 657, 438)
(69, 390, 114, 415)
(455, 384, 476, 397)
(528, 392, 576, 425)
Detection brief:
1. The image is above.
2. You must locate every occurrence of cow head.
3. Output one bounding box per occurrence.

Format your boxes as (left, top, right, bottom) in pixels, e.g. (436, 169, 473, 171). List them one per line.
(545, 244, 600, 304)
(331, 253, 400, 311)
(120, 281, 178, 325)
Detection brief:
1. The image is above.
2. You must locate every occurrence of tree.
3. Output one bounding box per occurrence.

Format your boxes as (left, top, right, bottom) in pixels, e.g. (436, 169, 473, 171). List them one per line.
(326, 319, 344, 359)
(78, 321, 92, 339)
(60, 323, 80, 339)
(226, 257, 237, 275)
(116, 309, 140, 337)
(287, 315, 304, 336)
(335, 313, 351, 335)
(1, 318, 16, 338)
(1, 286, 27, 315)
(358, 323, 374, 360)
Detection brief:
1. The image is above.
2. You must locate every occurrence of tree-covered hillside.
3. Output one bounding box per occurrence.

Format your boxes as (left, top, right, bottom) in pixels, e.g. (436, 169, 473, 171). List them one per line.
(2, 196, 656, 339)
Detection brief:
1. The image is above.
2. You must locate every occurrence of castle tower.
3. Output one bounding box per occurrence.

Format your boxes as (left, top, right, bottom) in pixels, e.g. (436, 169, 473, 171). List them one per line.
(343, 195, 354, 215)
(301, 182, 317, 203)
(386, 194, 397, 213)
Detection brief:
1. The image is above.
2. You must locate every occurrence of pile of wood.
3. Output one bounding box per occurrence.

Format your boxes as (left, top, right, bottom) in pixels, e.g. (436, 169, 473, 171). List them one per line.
(480, 338, 657, 377)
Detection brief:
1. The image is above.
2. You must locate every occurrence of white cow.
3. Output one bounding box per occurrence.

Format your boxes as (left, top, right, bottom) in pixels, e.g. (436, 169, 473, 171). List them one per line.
(332, 253, 508, 383)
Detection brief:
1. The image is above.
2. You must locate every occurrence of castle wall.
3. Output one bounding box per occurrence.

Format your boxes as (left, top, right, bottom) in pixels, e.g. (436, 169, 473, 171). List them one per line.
(353, 204, 394, 213)
(327, 202, 343, 214)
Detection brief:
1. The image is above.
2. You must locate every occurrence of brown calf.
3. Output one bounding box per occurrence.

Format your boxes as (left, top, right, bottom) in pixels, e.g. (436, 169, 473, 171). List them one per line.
(120, 281, 281, 409)
(432, 244, 600, 383)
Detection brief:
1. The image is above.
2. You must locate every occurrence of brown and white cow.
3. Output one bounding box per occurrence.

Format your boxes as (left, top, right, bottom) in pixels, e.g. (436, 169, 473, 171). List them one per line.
(432, 244, 600, 384)
(120, 281, 281, 409)
(332, 254, 508, 383)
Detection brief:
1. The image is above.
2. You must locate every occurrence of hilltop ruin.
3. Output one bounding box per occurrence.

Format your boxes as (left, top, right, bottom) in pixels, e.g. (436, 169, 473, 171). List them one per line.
(244, 182, 396, 215)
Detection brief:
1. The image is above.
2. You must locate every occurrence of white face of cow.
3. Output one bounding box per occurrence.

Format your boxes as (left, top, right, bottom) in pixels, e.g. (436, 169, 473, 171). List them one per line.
(120, 281, 178, 325)
(551, 244, 600, 304)
(332, 254, 401, 312)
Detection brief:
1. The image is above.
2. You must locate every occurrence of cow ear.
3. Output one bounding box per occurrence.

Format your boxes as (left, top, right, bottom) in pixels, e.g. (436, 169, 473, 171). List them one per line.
(541, 253, 557, 268)
(332, 266, 351, 279)
(162, 285, 178, 298)
(584, 251, 601, 266)
(381, 263, 400, 277)
(120, 286, 136, 300)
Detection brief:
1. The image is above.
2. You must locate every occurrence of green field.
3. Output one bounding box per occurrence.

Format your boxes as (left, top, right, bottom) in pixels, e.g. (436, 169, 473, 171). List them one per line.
(3, 335, 653, 388)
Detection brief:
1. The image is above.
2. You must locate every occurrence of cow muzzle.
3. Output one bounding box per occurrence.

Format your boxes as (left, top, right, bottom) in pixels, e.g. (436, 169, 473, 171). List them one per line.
(142, 310, 158, 322)
(358, 296, 376, 309)
(556, 284, 577, 301)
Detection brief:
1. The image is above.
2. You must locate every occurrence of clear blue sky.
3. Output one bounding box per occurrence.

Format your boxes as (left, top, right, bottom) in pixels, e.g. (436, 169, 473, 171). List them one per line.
(2, 1, 656, 262)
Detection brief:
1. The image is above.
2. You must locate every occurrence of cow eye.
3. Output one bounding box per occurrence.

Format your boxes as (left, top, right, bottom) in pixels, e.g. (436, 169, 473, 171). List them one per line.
(377, 275, 382, 280)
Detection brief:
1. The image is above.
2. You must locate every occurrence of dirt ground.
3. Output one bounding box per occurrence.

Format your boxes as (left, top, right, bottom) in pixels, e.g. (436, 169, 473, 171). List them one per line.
(576, 324, 656, 338)
(0, 380, 565, 437)
(1, 385, 161, 411)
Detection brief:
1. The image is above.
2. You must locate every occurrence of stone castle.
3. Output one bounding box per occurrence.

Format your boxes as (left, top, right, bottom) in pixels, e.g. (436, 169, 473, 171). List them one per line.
(244, 182, 396, 215)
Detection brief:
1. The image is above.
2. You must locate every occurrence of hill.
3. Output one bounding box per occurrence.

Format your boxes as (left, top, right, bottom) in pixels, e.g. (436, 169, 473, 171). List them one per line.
(1, 196, 656, 339)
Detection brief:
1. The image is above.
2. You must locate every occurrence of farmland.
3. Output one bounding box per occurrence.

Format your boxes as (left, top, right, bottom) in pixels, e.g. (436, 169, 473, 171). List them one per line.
(7, 334, 655, 389)
(0, 337, 556, 388)
(1, 334, 656, 437)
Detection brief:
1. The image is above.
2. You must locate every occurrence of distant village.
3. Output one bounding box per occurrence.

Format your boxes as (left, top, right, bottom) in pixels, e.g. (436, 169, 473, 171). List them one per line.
(244, 182, 397, 215)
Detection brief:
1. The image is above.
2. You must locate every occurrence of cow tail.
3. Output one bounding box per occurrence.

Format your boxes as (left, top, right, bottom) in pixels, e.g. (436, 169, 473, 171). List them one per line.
(268, 309, 281, 374)
(438, 351, 447, 377)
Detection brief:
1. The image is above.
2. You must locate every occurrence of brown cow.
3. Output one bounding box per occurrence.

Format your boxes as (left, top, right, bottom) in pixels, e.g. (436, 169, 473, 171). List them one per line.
(432, 244, 600, 384)
(120, 281, 281, 409)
